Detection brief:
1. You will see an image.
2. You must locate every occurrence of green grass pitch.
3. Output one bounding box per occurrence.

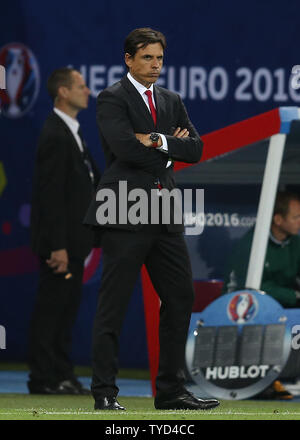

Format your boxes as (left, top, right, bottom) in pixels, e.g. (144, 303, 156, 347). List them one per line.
(1, 394, 300, 420)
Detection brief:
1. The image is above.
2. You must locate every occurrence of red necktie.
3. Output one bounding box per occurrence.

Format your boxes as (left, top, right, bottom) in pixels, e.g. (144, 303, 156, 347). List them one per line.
(145, 90, 161, 190)
(145, 90, 157, 126)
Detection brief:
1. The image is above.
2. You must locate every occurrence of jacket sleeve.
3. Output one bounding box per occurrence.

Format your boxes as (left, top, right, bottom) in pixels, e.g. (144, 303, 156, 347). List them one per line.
(36, 133, 68, 251)
(164, 94, 203, 164)
(86, 151, 102, 188)
(261, 281, 297, 307)
(97, 90, 168, 173)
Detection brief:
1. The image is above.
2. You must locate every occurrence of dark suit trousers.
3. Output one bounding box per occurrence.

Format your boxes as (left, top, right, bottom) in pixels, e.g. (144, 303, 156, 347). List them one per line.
(28, 257, 84, 387)
(91, 223, 195, 400)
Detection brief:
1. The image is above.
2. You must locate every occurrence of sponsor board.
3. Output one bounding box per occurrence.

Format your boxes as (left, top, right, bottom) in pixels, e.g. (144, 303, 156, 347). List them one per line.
(186, 290, 292, 399)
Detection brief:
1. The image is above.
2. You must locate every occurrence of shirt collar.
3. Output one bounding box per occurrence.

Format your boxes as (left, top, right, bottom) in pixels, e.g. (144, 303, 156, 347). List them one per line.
(127, 72, 154, 97)
(53, 107, 79, 136)
(269, 231, 291, 247)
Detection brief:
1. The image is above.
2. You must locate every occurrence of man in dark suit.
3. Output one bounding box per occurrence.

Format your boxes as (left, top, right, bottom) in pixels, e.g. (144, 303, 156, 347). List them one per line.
(84, 28, 220, 411)
(28, 67, 100, 394)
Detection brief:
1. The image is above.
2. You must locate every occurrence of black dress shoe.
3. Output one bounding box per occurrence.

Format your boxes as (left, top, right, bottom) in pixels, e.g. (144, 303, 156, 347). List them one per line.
(28, 379, 91, 395)
(57, 380, 91, 395)
(94, 397, 126, 411)
(63, 379, 91, 395)
(155, 390, 220, 410)
(74, 384, 91, 395)
(27, 382, 61, 395)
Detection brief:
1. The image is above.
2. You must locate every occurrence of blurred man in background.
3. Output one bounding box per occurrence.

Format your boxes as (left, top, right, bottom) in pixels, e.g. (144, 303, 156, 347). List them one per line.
(28, 67, 100, 395)
(223, 190, 300, 399)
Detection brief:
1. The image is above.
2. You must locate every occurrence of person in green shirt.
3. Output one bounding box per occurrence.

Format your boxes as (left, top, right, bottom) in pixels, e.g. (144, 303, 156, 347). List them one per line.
(223, 191, 300, 307)
(222, 190, 300, 399)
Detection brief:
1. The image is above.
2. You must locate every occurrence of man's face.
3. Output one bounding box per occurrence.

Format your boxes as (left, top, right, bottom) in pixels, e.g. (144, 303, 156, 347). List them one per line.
(125, 43, 164, 88)
(62, 71, 90, 110)
(275, 199, 300, 236)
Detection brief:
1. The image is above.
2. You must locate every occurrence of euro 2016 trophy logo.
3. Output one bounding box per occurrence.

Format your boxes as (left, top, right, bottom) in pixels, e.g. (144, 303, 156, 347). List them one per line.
(0, 43, 40, 118)
(227, 292, 258, 324)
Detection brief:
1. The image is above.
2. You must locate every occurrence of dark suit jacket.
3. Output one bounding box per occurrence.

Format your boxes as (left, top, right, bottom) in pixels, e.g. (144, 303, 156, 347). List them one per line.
(84, 76, 203, 232)
(31, 111, 101, 259)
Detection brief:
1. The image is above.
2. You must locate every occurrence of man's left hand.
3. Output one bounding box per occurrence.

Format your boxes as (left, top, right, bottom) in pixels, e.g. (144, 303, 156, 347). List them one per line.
(135, 133, 162, 148)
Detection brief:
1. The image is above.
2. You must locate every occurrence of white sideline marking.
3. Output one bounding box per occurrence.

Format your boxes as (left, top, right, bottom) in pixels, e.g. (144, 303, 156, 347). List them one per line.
(2, 409, 300, 416)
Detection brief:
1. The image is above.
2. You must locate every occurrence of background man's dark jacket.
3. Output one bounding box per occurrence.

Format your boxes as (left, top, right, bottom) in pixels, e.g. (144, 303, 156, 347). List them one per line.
(31, 112, 101, 258)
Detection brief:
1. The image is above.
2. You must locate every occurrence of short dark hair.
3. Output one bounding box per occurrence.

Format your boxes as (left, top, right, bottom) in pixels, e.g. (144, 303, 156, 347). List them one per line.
(124, 27, 166, 58)
(273, 191, 300, 218)
(47, 67, 76, 101)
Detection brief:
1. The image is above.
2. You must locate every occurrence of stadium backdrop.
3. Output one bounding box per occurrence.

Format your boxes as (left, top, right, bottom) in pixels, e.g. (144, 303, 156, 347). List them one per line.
(0, 0, 300, 367)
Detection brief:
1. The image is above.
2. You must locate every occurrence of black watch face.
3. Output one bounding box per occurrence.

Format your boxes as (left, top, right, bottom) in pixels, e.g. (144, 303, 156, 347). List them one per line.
(150, 133, 159, 142)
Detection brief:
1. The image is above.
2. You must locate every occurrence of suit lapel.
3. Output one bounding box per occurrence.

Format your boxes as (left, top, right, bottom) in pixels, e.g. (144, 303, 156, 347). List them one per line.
(120, 76, 155, 130)
(153, 86, 167, 133)
(51, 111, 84, 157)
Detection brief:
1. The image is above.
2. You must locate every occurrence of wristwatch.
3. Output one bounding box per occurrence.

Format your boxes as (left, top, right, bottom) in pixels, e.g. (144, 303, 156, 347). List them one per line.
(149, 132, 160, 148)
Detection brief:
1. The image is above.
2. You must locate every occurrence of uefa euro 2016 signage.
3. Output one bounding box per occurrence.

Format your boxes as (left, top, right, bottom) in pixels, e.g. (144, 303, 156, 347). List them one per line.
(185, 290, 292, 400)
(0, 43, 40, 118)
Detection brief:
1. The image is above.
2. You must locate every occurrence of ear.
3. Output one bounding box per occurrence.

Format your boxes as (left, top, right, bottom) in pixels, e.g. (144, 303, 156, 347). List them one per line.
(57, 85, 69, 100)
(273, 213, 283, 226)
(125, 53, 132, 69)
